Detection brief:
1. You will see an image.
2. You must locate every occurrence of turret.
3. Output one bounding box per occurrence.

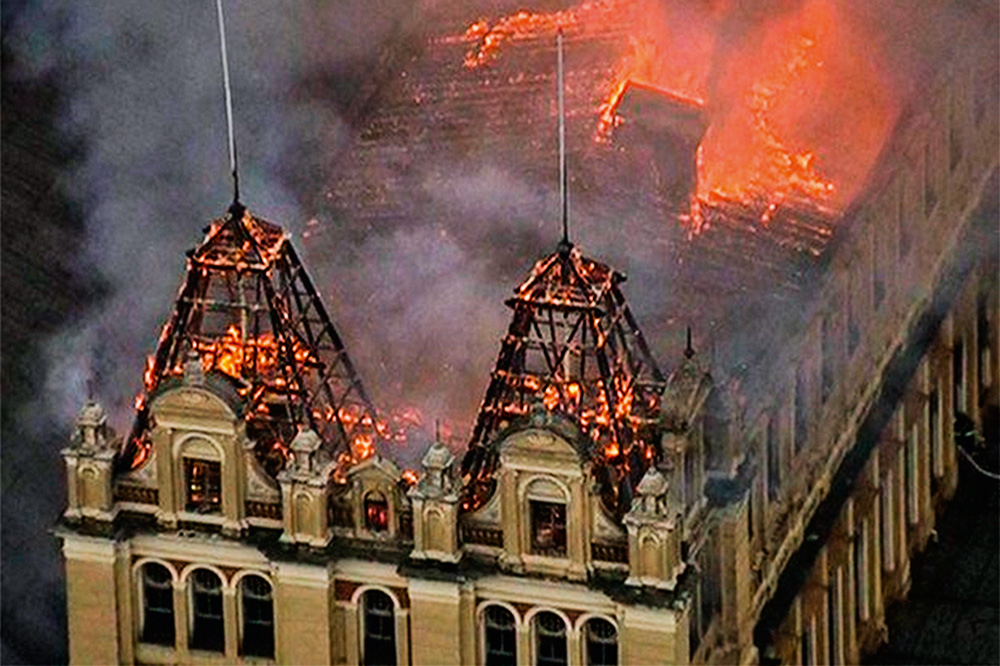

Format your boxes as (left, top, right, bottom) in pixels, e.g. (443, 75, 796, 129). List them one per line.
(278, 427, 333, 546)
(623, 466, 685, 589)
(62, 401, 118, 522)
(409, 438, 460, 562)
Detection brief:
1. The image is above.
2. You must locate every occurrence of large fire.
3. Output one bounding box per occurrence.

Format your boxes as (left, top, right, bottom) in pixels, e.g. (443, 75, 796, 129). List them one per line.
(451, 0, 898, 222)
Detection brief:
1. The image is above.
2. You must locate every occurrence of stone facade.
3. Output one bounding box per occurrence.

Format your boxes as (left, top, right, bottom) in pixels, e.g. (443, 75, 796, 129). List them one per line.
(58, 33, 997, 666)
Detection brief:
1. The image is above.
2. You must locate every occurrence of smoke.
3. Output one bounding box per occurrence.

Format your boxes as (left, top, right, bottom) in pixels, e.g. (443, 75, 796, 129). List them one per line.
(2, 0, 994, 661)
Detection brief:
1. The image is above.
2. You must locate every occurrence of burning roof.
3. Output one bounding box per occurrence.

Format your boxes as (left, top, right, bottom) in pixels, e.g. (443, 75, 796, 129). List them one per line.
(124, 202, 382, 477)
(462, 240, 665, 515)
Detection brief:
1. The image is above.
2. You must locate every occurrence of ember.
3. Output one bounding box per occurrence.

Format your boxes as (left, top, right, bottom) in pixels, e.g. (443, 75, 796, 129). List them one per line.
(124, 202, 384, 478)
(462, 243, 665, 516)
(451, 0, 898, 224)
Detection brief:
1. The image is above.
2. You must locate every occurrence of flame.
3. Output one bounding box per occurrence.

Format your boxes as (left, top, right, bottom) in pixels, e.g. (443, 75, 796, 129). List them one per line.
(452, 0, 898, 226)
(402, 469, 419, 485)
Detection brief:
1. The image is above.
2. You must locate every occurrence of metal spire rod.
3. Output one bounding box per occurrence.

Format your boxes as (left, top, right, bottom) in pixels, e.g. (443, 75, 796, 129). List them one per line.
(557, 28, 568, 246)
(216, 0, 240, 204)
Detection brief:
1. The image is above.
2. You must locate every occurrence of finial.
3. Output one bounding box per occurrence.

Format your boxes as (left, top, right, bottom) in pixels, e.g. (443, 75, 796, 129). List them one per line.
(684, 326, 695, 359)
(216, 0, 240, 206)
(434, 419, 442, 443)
(556, 28, 570, 249)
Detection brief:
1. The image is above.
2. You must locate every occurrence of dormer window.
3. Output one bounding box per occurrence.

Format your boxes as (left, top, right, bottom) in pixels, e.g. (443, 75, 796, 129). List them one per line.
(364, 491, 389, 532)
(530, 501, 566, 556)
(185, 459, 221, 513)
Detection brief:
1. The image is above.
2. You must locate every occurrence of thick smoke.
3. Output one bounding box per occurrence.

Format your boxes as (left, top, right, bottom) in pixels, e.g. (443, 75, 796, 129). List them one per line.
(2, 0, 994, 662)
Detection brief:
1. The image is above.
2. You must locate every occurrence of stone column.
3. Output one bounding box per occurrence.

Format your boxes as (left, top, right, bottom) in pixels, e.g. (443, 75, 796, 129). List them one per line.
(408, 579, 461, 665)
(274, 562, 331, 665)
(173, 578, 189, 661)
(223, 586, 239, 658)
(63, 535, 120, 665)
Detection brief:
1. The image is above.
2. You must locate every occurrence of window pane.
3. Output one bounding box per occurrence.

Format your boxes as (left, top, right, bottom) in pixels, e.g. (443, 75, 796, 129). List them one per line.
(585, 619, 617, 666)
(141, 564, 175, 646)
(534, 612, 567, 666)
(363, 591, 396, 666)
(484, 606, 516, 666)
(185, 459, 222, 513)
(365, 493, 389, 532)
(241, 576, 274, 658)
(530, 502, 567, 556)
(190, 570, 224, 652)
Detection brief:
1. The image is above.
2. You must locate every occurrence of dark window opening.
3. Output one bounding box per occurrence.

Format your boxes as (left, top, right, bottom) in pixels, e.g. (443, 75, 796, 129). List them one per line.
(953, 339, 965, 413)
(534, 612, 567, 666)
(190, 569, 224, 652)
(873, 225, 886, 309)
(848, 273, 861, 356)
(766, 415, 781, 501)
(821, 314, 835, 403)
(930, 388, 940, 489)
(924, 142, 938, 214)
(898, 184, 913, 259)
(530, 501, 567, 556)
(684, 447, 697, 509)
(364, 492, 389, 532)
(978, 296, 990, 389)
(585, 618, 618, 666)
(801, 621, 814, 666)
(363, 590, 396, 666)
(854, 529, 867, 623)
(141, 563, 175, 646)
(185, 459, 221, 514)
(484, 605, 517, 666)
(950, 110, 962, 170)
(828, 578, 840, 665)
(240, 576, 274, 659)
(794, 367, 809, 453)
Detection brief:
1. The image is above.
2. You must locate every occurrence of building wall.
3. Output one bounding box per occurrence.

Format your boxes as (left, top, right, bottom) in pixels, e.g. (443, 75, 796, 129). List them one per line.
(59, 24, 996, 666)
(748, 46, 999, 664)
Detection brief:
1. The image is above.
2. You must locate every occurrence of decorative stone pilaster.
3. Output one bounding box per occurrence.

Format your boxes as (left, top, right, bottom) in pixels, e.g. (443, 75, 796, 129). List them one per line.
(623, 466, 684, 589)
(277, 427, 332, 546)
(409, 439, 460, 562)
(62, 401, 118, 522)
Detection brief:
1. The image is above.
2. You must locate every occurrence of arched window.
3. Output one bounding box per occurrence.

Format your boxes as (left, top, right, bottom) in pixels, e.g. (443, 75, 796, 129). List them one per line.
(364, 491, 389, 532)
(533, 612, 567, 666)
(584, 618, 618, 666)
(362, 590, 396, 666)
(190, 569, 224, 652)
(240, 576, 274, 658)
(483, 605, 516, 665)
(140, 563, 175, 646)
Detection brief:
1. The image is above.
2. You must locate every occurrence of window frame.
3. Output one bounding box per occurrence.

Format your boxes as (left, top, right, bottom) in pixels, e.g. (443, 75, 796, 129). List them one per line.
(531, 610, 568, 666)
(360, 589, 397, 666)
(480, 603, 519, 666)
(582, 616, 618, 666)
(364, 491, 390, 533)
(529, 500, 568, 557)
(188, 568, 225, 653)
(184, 457, 222, 514)
(238, 573, 275, 659)
(138, 562, 176, 648)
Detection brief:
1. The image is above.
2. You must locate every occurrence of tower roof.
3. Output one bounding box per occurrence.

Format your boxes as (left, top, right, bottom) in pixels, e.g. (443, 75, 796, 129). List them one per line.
(462, 242, 666, 515)
(123, 203, 380, 478)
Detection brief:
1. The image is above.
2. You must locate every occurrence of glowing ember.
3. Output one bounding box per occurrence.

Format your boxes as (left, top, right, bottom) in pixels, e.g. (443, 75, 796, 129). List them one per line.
(451, 0, 898, 226)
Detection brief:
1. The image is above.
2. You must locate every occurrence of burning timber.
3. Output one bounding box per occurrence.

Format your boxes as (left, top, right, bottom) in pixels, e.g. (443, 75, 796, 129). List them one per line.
(125, 202, 382, 479)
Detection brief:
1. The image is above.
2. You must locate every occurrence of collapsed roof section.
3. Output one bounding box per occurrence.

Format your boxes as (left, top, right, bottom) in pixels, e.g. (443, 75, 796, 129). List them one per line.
(123, 202, 380, 478)
(461, 241, 666, 516)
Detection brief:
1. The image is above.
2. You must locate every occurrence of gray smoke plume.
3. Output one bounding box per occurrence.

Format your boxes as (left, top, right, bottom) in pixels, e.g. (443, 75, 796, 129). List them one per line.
(2, 0, 994, 662)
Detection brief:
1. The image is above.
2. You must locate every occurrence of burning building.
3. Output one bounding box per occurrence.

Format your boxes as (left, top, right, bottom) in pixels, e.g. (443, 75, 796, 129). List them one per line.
(57, 1, 997, 665)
